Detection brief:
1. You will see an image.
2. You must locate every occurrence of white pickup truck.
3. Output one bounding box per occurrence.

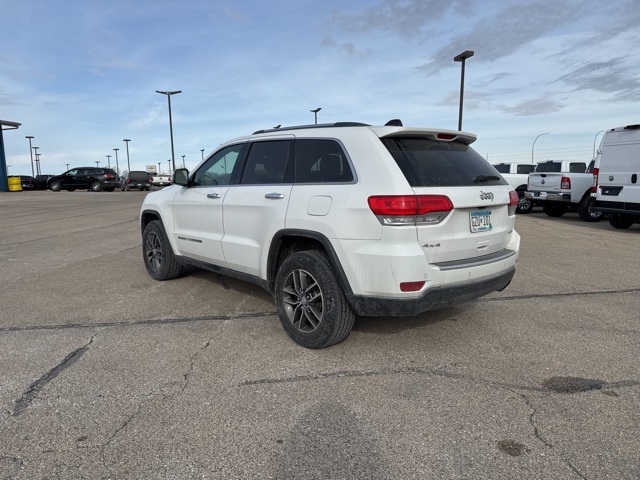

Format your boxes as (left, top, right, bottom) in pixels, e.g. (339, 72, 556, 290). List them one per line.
(150, 172, 172, 187)
(525, 160, 603, 221)
(492, 162, 536, 213)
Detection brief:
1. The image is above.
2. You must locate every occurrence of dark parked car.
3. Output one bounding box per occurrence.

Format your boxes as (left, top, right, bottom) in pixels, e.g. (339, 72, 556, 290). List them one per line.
(19, 175, 37, 190)
(48, 167, 120, 192)
(34, 174, 55, 190)
(121, 170, 152, 191)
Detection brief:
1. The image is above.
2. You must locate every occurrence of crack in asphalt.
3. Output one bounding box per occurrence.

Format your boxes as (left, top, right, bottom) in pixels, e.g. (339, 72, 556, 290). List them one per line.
(100, 396, 153, 474)
(12, 333, 98, 417)
(181, 341, 211, 393)
(479, 287, 640, 302)
(505, 387, 589, 480)
(243, 367, 630, 479)
(239, 366, 638, 394)
(1, 286, 638, 335)
(0, 311, 278, 333)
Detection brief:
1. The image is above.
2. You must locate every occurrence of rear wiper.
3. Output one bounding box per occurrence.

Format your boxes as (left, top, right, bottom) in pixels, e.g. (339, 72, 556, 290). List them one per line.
(474, 175, 501, 183)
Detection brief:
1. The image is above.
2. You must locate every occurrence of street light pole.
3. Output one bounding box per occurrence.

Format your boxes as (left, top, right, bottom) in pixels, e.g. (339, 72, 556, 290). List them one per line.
(113, 148, 119, 173)
(593, 130, 604, 159)
(32, 147, 39, 175)
(181, 155, 186, 168)
(310, 107, 321, 125)
(454, 50, 474, 131)
(167, 159, 171, 173)
(35, 154, 41, 176)
(95, 161, 100, 167)
(25, 136, 35, 177)
(201, 149, 205, 160)
(156, 90, 182, 171)
(123, 139, 131, 171)
(531, 133, 549, 163)
(106, 155, 111, 168)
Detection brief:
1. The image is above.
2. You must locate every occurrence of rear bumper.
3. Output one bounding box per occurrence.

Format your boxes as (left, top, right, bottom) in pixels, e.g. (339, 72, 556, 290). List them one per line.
(346, 267, 515, 317)
(525, 191, 570, 202)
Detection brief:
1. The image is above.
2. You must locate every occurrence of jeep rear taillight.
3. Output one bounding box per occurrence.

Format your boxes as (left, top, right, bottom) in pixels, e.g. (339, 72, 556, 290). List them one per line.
(104, 174, 114, 179)
(368, 195, 453, 225)
(508, 191, 519, 215)
(591, 168, 599, 193)
(561, 176, 571, 189)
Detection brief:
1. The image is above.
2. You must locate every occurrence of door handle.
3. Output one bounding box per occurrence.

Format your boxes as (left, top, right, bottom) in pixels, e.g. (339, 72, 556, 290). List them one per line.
(265, 193, 285, 199)
(632, 174, 638, 184)
(207, 193, 221, 199)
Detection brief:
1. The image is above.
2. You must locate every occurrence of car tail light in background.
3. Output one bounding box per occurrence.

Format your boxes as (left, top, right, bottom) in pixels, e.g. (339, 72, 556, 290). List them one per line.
(104, 174, 115, 179)
(591, 167, 599, 193)
(368, 195, 453, 225)
(508, 191, 519, 215)
(561, 176, 571, 189)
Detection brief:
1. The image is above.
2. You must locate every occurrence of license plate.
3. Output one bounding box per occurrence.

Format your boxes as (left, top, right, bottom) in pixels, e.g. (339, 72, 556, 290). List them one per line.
(470, 210, 492, 233)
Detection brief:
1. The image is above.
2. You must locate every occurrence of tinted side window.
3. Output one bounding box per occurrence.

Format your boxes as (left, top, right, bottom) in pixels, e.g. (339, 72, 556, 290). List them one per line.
(294, 139, 354, 183)
(570, 162, 587, 173)
(492, 164, 510, 173)
(193, 144, 243, 186)
(240, 140, 290, 185)
(382, 137, 508, 187)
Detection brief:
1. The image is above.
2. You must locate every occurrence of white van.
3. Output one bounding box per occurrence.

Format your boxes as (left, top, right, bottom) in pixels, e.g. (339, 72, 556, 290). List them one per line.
(592, 124, 640, 229)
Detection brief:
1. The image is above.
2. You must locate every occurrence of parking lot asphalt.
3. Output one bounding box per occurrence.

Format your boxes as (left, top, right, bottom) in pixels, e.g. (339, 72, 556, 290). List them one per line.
(1, 190, 638, 479)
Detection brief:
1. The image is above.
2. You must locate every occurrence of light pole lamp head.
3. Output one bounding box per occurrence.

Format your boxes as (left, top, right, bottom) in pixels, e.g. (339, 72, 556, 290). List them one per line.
(156, 90, 182, 96)
(454, 50, 474, 62)
(123, 139, 131, 142)
(310, 107, 321, 114)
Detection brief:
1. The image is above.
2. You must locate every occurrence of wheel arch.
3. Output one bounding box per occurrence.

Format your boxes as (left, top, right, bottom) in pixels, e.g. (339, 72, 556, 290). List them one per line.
(140, 209, 163, 236)
(267, 229, 353, 296)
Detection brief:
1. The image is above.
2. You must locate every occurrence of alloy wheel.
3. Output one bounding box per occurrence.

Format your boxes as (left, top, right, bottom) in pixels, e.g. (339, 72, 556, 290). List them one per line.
(282, 268, 325, 333)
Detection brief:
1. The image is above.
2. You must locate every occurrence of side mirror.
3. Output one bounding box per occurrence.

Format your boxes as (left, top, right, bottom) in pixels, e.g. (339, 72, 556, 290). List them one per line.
(174, 168, 189, 186)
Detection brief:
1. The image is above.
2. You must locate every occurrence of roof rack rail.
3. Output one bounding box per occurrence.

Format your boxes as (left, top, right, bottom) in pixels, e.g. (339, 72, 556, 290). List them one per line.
(253, 122, 370, 135)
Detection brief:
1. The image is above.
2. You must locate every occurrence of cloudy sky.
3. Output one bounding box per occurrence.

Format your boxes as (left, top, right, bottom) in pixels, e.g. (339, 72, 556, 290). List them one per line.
(1, 0, 639, 175)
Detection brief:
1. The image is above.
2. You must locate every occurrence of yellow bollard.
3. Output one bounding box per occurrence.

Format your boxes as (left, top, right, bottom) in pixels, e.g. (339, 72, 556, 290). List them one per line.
(7, 177, 23, 192)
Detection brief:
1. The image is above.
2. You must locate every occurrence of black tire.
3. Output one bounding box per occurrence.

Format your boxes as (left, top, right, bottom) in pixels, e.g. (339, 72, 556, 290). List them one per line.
(142, 220, 183, 280)
(49, 180, 61, 191)
(274, 250, 355, 349)
(516, 194, 534, 214)
(542, 202, 568, 217)
(577, 194, 603, 222)
(90, 181, 103, 192)
(608, 213, 635, 229)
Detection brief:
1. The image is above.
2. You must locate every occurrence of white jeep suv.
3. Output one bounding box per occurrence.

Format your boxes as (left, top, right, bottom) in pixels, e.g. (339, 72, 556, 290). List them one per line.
(141, 120, 520, 348)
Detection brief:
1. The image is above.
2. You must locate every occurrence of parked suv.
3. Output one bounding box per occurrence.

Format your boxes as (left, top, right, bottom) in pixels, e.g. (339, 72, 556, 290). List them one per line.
(140, 121, 520, 348)
(48, 167, 120, 192)
(121, 170, 152, 191)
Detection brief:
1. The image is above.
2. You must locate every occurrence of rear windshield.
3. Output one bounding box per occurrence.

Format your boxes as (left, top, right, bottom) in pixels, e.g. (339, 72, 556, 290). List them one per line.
(382, 137, 508, 187)
(129, 171, 149, 179)
(516, 164, 535, 174)
(535, 162, 561, 172)
(492, 164, 510, 173)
